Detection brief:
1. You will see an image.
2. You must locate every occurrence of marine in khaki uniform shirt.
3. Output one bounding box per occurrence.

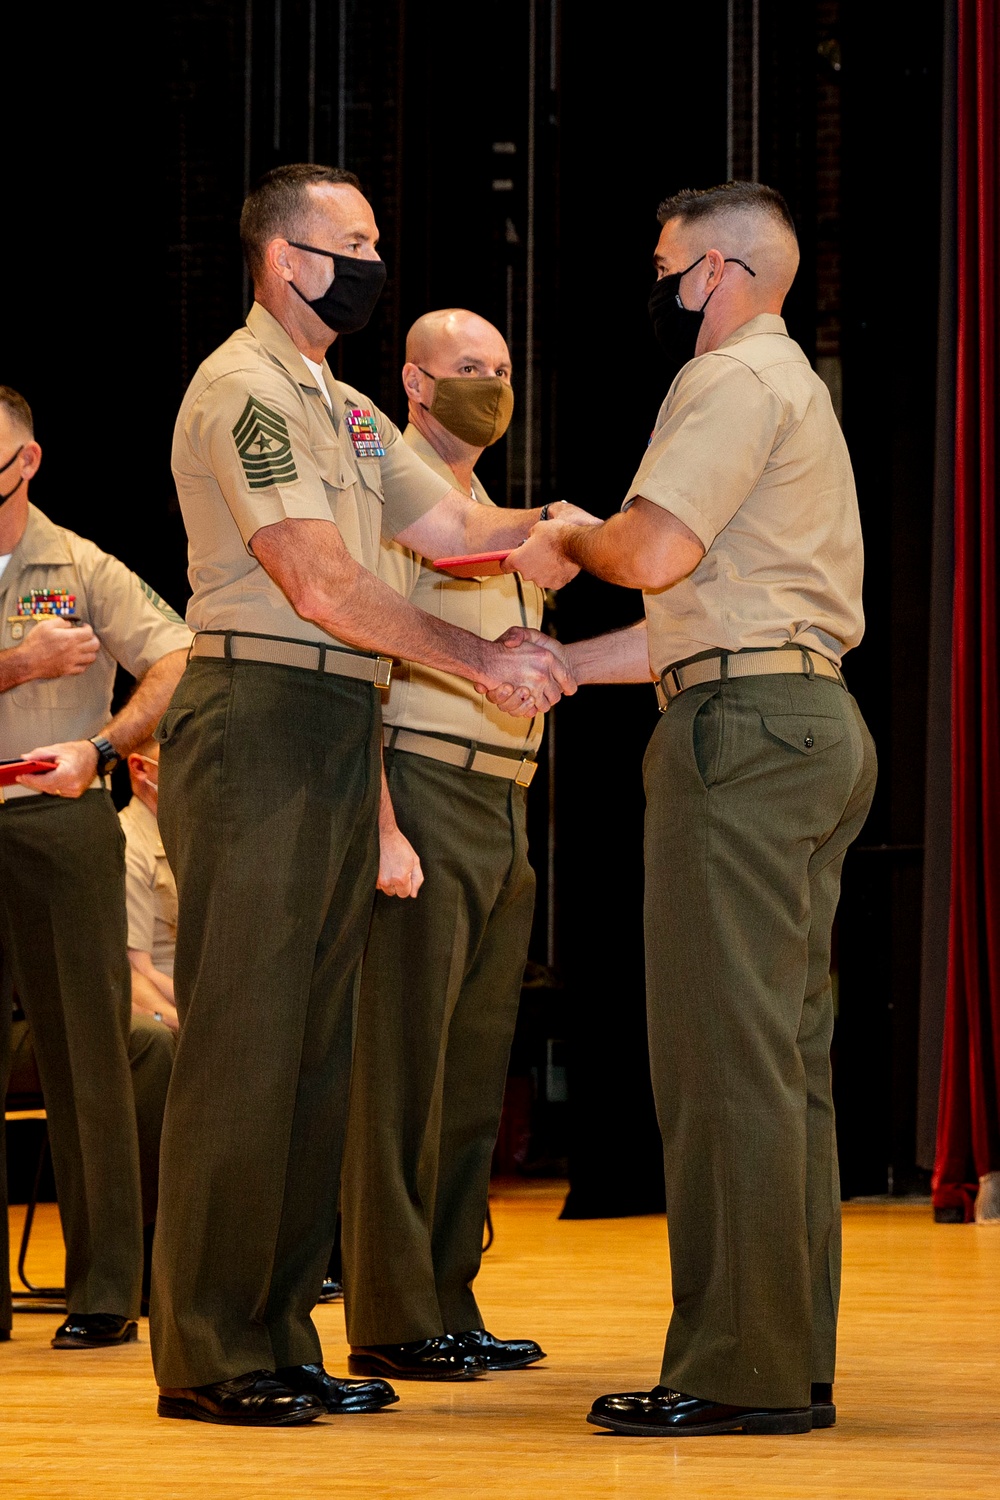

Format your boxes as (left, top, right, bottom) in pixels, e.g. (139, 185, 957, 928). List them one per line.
(0, 386, 191, 1348)
(118, 747, 178, 1254)
(342, 310, 550, 1381)
(151, 165, 579, 1427)
(121, 786, 177, 980)
(501, 184, 877, 1437)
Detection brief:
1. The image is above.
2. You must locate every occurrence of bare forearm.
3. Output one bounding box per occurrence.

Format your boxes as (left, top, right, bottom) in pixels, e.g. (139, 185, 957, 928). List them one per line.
(565, 620, 653, 684)
(101, 650, 189, 755)
(130, 964, 175, 1007)
(394, 489, 543, 560)
(379, 756, 397, 831)
(129, 950, 175, 1003)
(563, 513, 658, 589)
(254, 522, 495, 684)
(504, 498, 705, 593)
(315, 561, 496, 681)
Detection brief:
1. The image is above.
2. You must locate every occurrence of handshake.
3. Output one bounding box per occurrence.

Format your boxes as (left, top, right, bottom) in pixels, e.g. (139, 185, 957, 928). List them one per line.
(469, 499, 602, 716)
(475, 627, 576, 718)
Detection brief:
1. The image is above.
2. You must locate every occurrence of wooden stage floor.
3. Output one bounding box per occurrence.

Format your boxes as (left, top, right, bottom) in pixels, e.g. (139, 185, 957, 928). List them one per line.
(2, 1184, 998, 1499)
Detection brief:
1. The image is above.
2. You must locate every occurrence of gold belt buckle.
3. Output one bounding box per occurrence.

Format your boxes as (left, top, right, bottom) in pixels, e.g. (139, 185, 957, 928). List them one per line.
(515, 758, 537, 788)
(373, 656, 393, 690)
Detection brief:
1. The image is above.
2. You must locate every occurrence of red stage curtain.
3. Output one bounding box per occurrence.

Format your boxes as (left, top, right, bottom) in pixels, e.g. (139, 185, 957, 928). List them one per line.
(933, 0, 1000, 1220)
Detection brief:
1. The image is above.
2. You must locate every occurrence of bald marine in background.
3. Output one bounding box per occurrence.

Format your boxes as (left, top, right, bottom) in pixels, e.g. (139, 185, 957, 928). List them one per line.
(340, 310, 553, 1381)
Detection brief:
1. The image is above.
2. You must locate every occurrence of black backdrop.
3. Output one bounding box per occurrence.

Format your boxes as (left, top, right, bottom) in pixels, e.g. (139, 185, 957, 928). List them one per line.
(7, 0, 943, 1210)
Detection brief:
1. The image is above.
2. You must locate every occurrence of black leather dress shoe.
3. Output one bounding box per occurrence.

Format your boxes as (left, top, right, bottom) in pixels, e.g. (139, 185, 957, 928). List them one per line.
(810, 1381, 836, 1429)
(454, 1328, 546, 1370)
(0, 1328, 10, 1342)
(52, 1314, 139, 1349)
(588, 1386, 812, 1436)
(348, 1335, 485, 1381)
(316, 1278, 344, 1304)
(275, 1363, 398, 1413)
(158, 1370, 323, 1425)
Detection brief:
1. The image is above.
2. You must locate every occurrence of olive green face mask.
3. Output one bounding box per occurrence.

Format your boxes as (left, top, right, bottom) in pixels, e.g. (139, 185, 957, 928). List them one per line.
(418, 369, 515, 447)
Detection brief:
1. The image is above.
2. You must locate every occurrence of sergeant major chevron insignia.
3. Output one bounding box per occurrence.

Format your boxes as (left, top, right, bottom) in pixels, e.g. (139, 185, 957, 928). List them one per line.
(232, 396, 298, 488)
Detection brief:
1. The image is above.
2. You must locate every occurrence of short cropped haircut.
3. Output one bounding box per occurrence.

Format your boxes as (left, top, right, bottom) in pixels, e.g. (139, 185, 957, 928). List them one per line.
(240, 163, 363, 279)
(657, 180, 797, 239)
(0, 386, 34, 437)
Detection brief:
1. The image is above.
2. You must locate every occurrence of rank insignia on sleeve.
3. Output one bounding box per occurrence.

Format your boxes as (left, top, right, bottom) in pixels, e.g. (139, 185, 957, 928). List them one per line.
(137, 577, 186, 625)
(345, 408, 386, 459)
(232, 396, 298, 488)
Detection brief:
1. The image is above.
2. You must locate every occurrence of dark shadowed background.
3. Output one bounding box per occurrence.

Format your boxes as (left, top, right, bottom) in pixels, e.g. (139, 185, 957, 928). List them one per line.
(7, 0, 945, 1211)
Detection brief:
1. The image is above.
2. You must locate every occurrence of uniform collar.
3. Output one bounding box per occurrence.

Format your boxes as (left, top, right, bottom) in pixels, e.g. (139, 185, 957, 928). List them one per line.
(10, 505, 73, 567)
(402, 424, 483, 500)
(715, 313, 788, 350)
(246, 302, 337, 398)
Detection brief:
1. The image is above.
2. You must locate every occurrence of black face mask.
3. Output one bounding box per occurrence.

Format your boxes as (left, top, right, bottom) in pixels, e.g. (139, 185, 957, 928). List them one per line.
(287, 243, 388, 334)
(648, 255, 756, 378)
(0, 445, 24, 504)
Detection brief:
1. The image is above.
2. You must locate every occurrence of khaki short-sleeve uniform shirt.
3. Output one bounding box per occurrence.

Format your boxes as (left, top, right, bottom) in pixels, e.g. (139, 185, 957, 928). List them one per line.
(377, 425, 544, 754)
(119, 795, 178, 978)
(624, 314, 865, 675)
(172, 303, 453, 650)
(0, 506, 192, 759)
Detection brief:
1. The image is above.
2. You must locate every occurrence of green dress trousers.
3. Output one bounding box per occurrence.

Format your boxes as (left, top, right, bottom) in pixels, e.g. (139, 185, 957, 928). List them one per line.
(643, 671, 877, 1410)
(150, 658, 380, 1389)
(342, 747, 535, 1347)
(0, 790, 144, 1322)
(7, 1012, 174, 1228)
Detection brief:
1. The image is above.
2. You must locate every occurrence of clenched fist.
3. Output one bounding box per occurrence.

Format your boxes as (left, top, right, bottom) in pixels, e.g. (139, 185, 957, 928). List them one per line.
(17, 617, 101, 681)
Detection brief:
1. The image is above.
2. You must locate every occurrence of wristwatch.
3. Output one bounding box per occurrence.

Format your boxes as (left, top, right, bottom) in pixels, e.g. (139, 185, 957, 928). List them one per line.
(89, 735, 120, 777)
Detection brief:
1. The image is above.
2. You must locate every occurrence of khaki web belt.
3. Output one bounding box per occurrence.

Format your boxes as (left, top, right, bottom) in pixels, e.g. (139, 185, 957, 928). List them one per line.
(656, 647, 844, 711)
(190, 631, 393, 688)
(384, 726, 537, 787)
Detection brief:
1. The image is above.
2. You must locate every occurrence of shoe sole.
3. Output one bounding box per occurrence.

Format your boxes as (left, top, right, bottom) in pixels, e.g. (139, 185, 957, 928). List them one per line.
(157, 1397, 321, 1426)
(52, 1323, 139, 1350)
(347, 1356, 480, 1381)
(478, 1353, 547, 1371)
(811, 1402, 836, 1429)
(587, 1408, 813, 1437)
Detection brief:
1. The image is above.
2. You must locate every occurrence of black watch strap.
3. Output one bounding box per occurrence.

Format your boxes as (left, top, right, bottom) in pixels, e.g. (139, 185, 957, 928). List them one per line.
(89, 735, 120, 777)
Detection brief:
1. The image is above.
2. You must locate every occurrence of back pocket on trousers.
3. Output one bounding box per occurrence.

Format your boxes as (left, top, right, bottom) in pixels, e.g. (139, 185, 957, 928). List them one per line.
(762, 713, 844, 756)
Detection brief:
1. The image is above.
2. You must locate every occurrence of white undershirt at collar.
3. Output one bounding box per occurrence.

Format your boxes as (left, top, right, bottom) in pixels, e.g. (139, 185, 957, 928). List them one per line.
(301, 355, 333, 409)
(0, 554, 11, 582)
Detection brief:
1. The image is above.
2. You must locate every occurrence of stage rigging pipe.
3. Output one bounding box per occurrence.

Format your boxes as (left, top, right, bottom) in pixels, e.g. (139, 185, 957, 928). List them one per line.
(524, 0, 537, 508)
(273, 0, 282, 150)
(337, 0, 348, 166)
(307, 0, 317, 161)
(242, 0, 253, 310)
(726, 0, 735, 177)
(751, 0, 760, 180)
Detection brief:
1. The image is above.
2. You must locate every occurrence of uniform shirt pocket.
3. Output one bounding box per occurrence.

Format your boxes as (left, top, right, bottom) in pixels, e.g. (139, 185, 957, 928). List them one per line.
(315, 443, 353, 498)
(762, 713, 844, 756)
(355, 457, 385, 503)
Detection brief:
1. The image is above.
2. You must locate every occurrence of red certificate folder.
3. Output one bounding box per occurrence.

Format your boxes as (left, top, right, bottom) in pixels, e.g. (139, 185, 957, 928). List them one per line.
(0, 758, 58, 786)
(433, 550, 511, 579)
